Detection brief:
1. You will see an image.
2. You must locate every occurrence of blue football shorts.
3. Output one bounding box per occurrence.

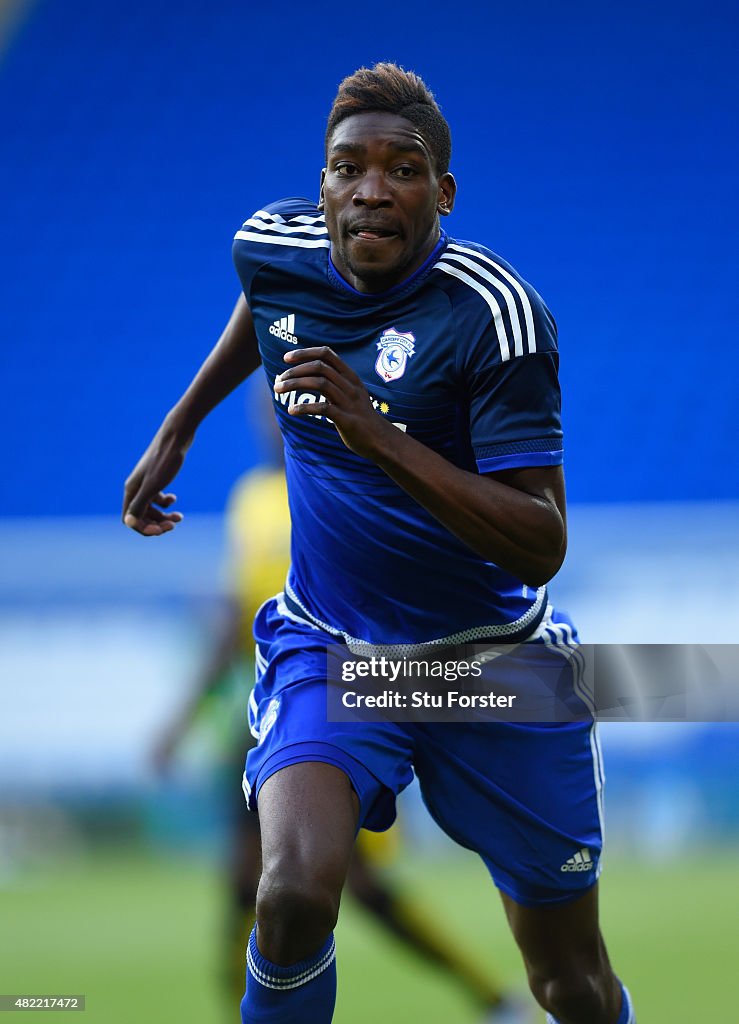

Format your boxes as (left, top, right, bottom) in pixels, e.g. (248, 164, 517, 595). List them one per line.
(242, 595, 604, 907)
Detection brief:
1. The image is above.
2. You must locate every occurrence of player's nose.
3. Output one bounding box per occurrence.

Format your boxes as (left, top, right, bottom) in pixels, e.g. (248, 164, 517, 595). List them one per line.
(352, 170, 392, 207)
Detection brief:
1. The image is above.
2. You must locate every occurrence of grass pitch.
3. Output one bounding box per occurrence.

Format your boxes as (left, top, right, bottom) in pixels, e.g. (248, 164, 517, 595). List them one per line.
(1, 848, 736, 1022)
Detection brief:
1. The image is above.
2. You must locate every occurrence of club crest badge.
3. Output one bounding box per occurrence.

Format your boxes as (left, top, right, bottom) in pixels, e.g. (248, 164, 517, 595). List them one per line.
(375, 327, 416, 382)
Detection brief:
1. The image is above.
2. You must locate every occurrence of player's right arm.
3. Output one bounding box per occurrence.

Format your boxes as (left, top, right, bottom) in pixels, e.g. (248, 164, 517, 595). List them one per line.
(122, 293, 260, 536)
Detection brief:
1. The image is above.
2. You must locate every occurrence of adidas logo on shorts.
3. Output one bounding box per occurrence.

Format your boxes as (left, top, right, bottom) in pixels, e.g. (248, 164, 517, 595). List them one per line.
(560, 847, 594, 872)
(269, 314, 298, 344)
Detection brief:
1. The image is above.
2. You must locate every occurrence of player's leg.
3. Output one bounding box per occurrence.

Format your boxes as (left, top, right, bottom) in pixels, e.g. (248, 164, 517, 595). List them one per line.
(241, 760, 358, 1024)
(256, 761, 358, 961)
(240, 597, 414, 1020)
(499, 885, 632, 1024)
(416, 725, 631, 1023)
(412, 630, 635, 1024)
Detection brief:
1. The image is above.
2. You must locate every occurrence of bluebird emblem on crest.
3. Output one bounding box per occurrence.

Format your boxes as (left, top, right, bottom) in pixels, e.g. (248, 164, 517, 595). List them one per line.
(375, 327, 416, 382)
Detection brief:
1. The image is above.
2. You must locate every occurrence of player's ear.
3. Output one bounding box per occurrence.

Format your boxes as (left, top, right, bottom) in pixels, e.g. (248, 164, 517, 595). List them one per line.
(437, 173, 457, 217)
(317, 168, 327, 211)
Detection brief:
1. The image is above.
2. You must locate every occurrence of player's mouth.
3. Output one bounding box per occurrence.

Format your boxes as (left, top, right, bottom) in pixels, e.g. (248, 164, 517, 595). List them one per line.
(348, 223, 400, 242)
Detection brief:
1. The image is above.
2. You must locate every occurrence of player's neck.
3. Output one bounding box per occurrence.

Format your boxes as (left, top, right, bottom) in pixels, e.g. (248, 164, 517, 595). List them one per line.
(330, 228, 445, 297)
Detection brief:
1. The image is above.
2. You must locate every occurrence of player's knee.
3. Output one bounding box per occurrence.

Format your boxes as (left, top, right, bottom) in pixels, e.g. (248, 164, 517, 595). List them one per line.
(257, 865, 340, 942)
(528, 963, 608, 1021)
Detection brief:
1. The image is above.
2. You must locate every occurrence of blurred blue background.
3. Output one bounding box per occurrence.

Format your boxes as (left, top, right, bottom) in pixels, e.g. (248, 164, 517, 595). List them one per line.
(0, 2, 738, 1018)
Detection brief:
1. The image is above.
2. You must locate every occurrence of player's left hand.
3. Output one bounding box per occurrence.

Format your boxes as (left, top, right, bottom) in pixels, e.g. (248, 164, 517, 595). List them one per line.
(273, 346, 396, 460)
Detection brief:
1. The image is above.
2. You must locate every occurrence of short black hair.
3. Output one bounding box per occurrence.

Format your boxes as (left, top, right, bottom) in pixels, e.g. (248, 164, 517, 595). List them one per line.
(325, 63, 452, 176)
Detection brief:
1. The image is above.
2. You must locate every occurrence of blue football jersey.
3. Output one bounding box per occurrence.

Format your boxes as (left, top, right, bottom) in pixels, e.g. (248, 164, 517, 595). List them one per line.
(232, 198, 563, 649)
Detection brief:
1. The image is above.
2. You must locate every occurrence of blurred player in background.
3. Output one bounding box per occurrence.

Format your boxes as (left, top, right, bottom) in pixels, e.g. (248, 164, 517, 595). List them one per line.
(124, 63, 635, 1024)
(154, 390, 534, 1023)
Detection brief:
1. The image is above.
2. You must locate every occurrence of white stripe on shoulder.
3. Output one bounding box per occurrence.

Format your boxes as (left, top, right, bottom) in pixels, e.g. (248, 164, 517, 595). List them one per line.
(252, 209, 287, 224)
(240, 217, 328, 237)
(290, 214, 326, 225)
(441, 252, 525, 357)
(435, 261, 511, 361)
(234, 230, 331, 249)
(447, 244, 537, 353)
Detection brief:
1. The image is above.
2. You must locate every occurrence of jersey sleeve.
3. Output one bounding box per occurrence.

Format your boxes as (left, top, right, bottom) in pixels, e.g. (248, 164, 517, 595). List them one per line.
(232, 197, 327, 304)
(467, 352, 563, 473)
(462, 280, 563, 474)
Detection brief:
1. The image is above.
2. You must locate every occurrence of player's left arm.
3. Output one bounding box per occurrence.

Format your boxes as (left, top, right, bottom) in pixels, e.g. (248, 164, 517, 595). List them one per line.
(273, 347, 565, 588)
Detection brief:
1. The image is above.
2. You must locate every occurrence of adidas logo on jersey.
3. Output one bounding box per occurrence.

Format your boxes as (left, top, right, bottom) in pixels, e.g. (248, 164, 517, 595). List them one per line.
(560, 848, 594, 872)
(269, 314, 298, 344)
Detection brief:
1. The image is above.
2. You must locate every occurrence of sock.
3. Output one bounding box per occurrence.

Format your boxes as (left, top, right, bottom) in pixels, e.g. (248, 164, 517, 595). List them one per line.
(240, 927, 337, 1023)
(545, 980, 634, 1024)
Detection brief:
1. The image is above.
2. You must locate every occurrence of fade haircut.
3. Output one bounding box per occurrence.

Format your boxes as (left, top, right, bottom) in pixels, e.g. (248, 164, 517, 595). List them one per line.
(325, 63, 452, 176)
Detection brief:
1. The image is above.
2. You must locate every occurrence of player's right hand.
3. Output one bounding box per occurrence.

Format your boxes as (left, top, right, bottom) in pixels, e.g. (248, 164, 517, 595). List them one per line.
(122, 425, 189, 536)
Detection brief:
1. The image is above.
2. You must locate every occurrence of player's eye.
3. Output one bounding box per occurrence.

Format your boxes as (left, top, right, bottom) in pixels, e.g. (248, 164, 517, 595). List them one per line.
(335, 163, 360, 177)
(392, 165, 418, 178)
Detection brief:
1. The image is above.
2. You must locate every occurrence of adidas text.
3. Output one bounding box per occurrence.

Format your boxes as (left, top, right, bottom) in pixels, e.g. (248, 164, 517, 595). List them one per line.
(269, 314, 298, 344)
(560, 848, 594, 873)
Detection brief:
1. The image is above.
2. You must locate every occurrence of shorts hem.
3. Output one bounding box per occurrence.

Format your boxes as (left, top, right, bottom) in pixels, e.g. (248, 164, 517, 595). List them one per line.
(492, 869, 600, 908)
(250, 740, 396, 832)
